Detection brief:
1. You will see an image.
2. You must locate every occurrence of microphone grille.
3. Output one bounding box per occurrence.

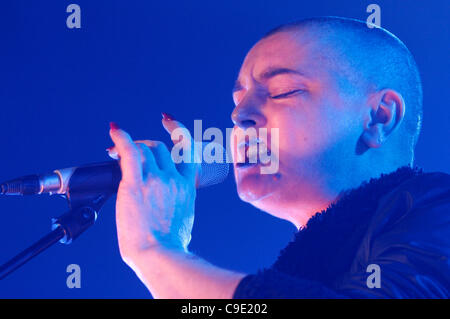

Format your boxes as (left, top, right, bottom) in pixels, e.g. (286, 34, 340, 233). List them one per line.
(197, 143, 229, 188)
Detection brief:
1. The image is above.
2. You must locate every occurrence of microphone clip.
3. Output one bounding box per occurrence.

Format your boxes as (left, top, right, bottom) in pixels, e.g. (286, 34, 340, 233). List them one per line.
(51, 190, 112, 245)
(0, 187, 112, 279)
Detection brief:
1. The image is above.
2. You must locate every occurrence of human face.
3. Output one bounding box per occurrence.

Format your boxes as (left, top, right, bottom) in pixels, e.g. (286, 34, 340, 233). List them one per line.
(231, 31, 364, 226)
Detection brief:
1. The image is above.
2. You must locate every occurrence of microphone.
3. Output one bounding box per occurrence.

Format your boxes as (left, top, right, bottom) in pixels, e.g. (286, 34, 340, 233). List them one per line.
(0, 148, 229, 196)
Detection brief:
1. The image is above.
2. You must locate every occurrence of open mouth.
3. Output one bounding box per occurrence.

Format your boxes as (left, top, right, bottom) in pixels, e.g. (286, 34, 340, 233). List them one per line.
(236, 162, 256, 168)
(235, 139, 271, 169)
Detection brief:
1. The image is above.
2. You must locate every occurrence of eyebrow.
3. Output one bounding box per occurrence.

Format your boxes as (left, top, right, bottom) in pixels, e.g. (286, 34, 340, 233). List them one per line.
(260, 67, 306, 80)
(232, 67, 306, 93)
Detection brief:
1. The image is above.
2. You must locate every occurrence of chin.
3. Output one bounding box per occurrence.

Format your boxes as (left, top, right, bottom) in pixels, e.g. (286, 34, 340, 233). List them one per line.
(235, 165, 280, 204)
(237, 177, 295, 223)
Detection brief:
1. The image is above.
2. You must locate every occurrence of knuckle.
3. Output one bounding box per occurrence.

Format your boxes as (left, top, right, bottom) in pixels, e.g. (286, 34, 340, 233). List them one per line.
(136, 143, 150, 155)
(149, 140, 162, 146)
(144, 140, 163, 153)
(119, 180, 143, 193)
(165, 176, 185, 195)
(153, 141, 167, 151)
(125, 144, 140, 157)
(168, 178, 178, 193)
(140, 140, 157, 147)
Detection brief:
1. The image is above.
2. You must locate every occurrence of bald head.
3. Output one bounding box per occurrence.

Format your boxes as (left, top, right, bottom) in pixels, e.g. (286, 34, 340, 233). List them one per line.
(231, 17, 423, 225)
(263, 17, 423, 151)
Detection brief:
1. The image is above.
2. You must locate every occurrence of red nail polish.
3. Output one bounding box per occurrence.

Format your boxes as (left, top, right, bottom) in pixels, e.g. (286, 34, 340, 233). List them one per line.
(161, 112, 175, 121)
(109, 122, 120, 130)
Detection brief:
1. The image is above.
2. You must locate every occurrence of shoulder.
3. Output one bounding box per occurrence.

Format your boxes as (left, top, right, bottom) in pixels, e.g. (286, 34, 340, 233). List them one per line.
(375, 170, 450, 224)
(393, 170, 450, 204)
(345, 170, 450, 297)
(364, 169, 450, 254)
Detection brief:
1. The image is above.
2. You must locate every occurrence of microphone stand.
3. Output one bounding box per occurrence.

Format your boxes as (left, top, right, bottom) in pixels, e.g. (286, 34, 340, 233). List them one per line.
(0, 190, 112, 280)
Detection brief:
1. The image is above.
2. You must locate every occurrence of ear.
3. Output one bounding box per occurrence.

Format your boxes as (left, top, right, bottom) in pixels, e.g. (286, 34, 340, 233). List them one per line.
(361, 89, 405, 149)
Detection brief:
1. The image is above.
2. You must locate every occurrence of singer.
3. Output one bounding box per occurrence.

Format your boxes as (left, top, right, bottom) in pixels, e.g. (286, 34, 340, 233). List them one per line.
(107, 17, 450, 298)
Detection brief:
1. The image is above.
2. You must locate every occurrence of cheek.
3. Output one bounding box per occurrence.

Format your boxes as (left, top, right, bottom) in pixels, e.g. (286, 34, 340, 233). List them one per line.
(275, 102, 354, 162)
(274, 108, 330, 157)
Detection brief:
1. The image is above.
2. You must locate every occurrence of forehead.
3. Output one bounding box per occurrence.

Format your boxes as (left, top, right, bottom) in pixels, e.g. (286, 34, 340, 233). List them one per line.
(239, 31, 321, 79)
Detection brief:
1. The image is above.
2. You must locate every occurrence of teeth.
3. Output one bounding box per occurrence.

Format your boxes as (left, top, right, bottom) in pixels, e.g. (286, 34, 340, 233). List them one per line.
(235, 144, 246, 163)
(234, 136, 272, 167)
(246, 145, 259, 163)
(238, 138, 260, 149)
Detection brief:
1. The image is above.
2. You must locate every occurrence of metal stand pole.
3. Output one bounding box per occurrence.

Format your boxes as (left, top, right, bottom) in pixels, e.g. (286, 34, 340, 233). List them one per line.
(0, 227, 66, 280)
(0, 192, 111, 280)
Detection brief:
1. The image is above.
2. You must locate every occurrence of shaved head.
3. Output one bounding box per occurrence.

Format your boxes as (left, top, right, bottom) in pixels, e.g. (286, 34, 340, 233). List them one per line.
(263, 17, 423, 152)
(232, 17, 423, 226)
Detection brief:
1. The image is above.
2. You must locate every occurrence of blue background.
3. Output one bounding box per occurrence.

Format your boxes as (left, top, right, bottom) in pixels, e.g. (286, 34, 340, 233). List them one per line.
(0, 0, 448, 298)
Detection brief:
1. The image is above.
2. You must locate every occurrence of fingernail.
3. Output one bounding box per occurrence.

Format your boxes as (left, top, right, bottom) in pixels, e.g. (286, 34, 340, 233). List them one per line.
(108, 150, 119, 160)
(161, 112, 175, 121)
(109, 122, 120, 130)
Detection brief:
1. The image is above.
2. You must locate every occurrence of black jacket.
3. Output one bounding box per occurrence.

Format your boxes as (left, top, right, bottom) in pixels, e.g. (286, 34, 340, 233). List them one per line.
(233, 167, 450, 298)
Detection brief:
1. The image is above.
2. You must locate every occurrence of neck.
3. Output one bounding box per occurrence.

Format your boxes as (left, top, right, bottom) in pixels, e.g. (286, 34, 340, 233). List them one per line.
(285, 164, 414, 229)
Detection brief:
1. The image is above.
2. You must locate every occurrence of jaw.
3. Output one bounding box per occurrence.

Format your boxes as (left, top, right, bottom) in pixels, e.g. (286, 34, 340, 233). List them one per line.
(234, 166, 284, 214)
(235, 167, 333, 229)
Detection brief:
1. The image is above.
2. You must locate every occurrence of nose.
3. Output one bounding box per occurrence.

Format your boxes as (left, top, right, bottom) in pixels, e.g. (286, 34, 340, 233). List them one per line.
(231, 94, 267, 129)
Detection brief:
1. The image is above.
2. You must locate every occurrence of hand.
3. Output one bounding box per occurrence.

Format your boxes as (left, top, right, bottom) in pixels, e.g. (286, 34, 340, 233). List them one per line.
(107, 116, 198, 265)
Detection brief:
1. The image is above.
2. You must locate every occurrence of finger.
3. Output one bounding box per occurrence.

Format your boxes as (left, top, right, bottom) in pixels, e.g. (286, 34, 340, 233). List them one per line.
(161, 113, 199, 181)
(107, 140, 158, 160)
(134, 140, 159, 147)
(135, 143, 158, 180)
(106, 147, 119, 160)
(107, 141, 159, 180)
(148, 141, 177, 173)
(109, 122, 143, 183)
(161, 113, 190, 145)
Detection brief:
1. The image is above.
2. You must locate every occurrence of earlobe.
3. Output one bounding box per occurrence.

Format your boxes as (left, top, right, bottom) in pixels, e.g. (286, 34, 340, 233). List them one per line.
(361, 123, 384, 148)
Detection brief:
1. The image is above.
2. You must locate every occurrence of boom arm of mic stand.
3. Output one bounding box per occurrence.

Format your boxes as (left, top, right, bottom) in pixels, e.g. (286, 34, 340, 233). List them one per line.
(0, 227, 66, 280)
(0, 191, 112, 280)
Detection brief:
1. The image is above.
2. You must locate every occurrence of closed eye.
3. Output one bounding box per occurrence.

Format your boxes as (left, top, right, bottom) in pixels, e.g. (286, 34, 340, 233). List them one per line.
(270, 89, 304, 99)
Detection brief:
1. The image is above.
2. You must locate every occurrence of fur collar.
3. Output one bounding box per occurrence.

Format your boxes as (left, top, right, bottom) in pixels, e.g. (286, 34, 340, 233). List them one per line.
(271, 166, 423, 285)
